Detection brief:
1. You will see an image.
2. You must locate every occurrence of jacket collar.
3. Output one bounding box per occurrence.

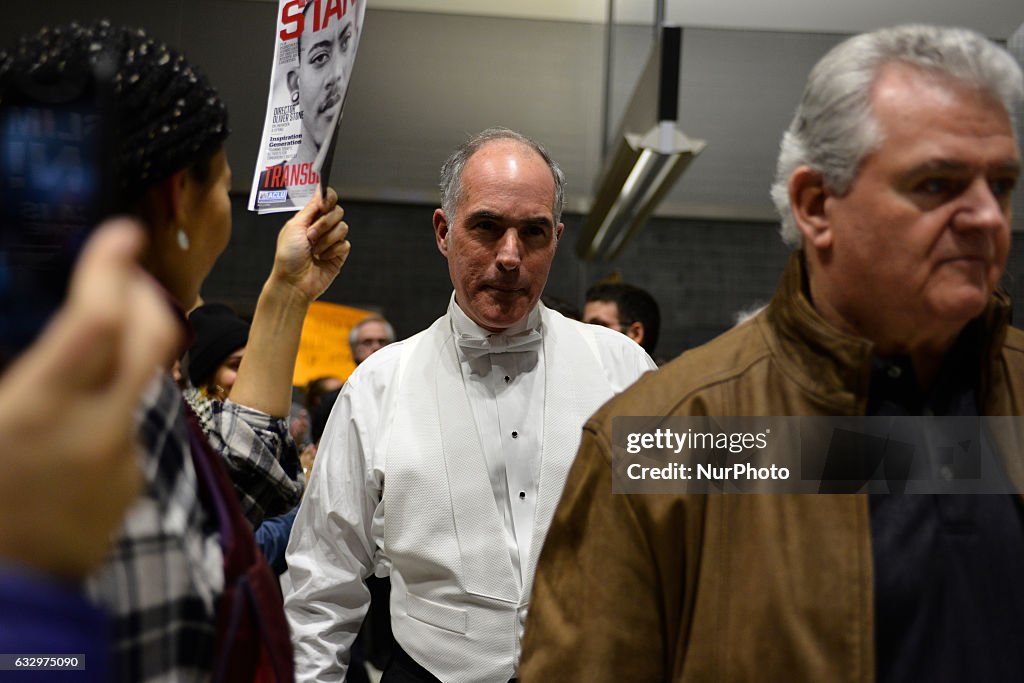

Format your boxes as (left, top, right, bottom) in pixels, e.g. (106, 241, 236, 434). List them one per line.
(762, 251, 1013, 413)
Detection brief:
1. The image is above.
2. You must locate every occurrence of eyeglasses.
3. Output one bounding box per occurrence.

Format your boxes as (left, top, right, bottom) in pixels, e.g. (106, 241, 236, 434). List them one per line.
(356, 337, 390, 348)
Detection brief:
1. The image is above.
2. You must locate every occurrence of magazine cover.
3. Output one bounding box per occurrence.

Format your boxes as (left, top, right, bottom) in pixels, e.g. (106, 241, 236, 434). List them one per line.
(248, 0, 366, 214)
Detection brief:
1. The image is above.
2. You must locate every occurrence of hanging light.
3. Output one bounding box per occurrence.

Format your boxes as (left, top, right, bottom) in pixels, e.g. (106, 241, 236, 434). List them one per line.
(577, 23, 705, 261)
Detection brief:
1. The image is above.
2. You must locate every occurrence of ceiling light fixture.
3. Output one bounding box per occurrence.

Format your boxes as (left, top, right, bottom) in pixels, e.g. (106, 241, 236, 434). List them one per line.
(577, 22, 705, 261)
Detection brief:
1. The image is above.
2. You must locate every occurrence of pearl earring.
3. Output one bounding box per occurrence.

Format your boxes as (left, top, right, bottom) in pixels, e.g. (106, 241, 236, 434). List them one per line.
(176, 228, 190, 251)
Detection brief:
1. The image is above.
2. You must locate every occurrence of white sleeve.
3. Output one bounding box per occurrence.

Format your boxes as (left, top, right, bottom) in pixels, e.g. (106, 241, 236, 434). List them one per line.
(584, 323, 658, 393)
(284, 366, 385, 681)
(622, 342, 658, 384)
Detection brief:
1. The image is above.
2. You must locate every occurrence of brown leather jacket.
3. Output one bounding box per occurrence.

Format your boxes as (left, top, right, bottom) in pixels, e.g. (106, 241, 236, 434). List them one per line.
(520, 253, 1024, 682)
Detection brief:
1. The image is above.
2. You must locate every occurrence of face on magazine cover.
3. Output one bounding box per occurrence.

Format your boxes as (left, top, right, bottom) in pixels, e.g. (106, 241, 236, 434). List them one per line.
(289, 6, 356, 151)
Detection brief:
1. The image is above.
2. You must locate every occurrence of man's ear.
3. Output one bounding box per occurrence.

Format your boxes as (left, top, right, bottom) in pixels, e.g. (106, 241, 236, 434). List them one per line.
(789, 166, 833, 251)
(287, 70, 299, 97)
(433, 209, 450, 257)
(625, 321, 644, 346)
(554, 223, 564, 244)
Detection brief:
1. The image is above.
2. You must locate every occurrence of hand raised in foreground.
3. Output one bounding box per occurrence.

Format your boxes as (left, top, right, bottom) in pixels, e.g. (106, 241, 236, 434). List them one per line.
(0, 219, 182, 579)
(270, 186, 351, 303)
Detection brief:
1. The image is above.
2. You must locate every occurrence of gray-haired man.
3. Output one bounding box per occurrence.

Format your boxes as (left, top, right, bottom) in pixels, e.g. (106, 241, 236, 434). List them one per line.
(349, 316, 395, 365)
(522, 25, 1024, 682)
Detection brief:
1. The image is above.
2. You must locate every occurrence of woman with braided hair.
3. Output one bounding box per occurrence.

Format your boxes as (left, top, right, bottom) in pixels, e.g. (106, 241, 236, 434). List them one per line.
(0, 21, 351, 682)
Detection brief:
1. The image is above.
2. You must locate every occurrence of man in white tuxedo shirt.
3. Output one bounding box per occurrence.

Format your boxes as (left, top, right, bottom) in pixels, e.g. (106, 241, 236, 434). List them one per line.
(285, 127, 656, 682)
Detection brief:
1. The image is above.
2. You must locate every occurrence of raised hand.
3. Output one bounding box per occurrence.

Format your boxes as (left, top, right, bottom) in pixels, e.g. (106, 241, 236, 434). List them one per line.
(270, 186, 351, 303)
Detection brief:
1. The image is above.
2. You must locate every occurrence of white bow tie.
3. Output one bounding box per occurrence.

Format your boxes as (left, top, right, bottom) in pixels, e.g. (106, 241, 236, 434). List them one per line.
(457, 329, 542, 360)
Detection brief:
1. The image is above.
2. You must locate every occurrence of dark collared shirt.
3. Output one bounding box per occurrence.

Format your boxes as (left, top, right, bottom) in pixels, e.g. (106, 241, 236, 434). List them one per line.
(869, 322, 1024, 682)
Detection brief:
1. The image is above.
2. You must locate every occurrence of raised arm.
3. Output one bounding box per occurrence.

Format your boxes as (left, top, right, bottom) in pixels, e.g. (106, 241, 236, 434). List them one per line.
(229, 187, 349, 416)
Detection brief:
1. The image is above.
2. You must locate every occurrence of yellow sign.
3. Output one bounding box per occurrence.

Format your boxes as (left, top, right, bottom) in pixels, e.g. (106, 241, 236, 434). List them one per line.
(293, 301, 375, 387)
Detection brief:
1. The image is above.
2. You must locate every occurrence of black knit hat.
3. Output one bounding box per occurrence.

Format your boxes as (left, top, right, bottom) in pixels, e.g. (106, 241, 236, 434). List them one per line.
(0, 20, 230, 206)
(187, 304, 249, 389)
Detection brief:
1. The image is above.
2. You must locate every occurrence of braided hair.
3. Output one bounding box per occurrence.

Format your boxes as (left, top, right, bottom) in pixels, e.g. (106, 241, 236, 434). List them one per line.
(0, 20, 230, 205)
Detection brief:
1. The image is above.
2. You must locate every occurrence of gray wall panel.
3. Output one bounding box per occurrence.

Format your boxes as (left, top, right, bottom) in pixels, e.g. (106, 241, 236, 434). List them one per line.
(209, 196, 1024, 362)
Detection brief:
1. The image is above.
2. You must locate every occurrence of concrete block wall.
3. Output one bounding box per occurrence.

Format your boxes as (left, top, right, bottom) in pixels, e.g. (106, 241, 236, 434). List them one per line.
(205, 196, 1022, 363)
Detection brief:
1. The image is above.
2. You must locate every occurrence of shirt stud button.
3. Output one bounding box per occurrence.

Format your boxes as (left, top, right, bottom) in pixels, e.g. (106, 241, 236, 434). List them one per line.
(512, 430, 519, 439)
(519, 491, 526, 500)
(504, 375, 511, 383)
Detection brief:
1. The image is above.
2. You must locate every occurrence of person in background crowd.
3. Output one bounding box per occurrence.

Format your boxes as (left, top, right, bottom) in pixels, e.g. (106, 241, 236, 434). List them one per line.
(285, 127, 655, 681)
(1, 21, 350, 682)
(298, 375, 343, 475)
(521, 24, 1024, 682)
(291, 374, 343, 460)
(186, 304, 250, 400)
(183, 303, 250, 433)
(583, 281, 661, 357)
(349, 315, 396, 364)
(306, 374, 345, 409)
(183, 304, 301, 577)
